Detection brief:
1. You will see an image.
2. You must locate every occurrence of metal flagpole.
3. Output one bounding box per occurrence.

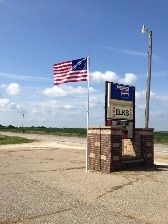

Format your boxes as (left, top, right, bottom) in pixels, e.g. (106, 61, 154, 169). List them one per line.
(141, 25, 153, 128)
(145, 31, 152, 128)
(86, 55, 90, 172)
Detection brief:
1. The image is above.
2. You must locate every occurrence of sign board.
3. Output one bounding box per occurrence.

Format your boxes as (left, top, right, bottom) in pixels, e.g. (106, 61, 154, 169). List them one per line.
(105, 82, 135, 120)
(105, 82, 135, 139)
(107, 98, 133, 120)
(111, 83, 135, 101)
(110, 105, 133, 120)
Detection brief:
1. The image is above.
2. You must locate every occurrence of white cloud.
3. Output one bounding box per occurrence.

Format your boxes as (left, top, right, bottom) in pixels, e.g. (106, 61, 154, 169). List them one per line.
(120, 49, 147, 57)
(43, 86, 67, 97)
(160, 95, 168, 101)
(0, 98, 23, 113)
(63, 105, 74, 110)
(89, 92, 104, 108)
(90, 96, 98, 108)
(0, 98, 10, 110)
(120, 49, 159, 60)
(136, 104, 145, 111)
(91, 71, 137, 85)
(31, 100, 75, 114)
(150, 91, 157, 99)
(135, 90, 158, 100)
(43, 85, 94, 97)
(0, 71, 50, 82)
(84, 44, 159, 59)
(6, 83, 20, 95)
(0, 84, 7, 88)
(9, 102, 22, 111)
(119, 73, 137, 85)
(91, 71, 119, 82)
(135, 90, 146, 100)
(151, 111, 168, 118)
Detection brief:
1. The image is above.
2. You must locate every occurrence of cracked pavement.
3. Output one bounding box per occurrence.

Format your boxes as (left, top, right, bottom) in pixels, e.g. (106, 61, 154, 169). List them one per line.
(0, 132, 168, 224)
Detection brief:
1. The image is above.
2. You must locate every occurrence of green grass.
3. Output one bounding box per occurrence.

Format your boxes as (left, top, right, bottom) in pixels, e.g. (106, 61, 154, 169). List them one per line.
(154, 132, 168, 144)
(0, 126, 168, 143)
(0, 135, 34, 145)
(0, 127, 87, 137)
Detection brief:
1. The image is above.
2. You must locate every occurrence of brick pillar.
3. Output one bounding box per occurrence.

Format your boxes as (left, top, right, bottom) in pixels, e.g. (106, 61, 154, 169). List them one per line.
(134, 128, 154, 167)
(110, 134, 122, 171)
(100, 128, 111, 173)
(88, 128, 101, 171)
(140, 131, 154, 167)
(88, 127, 122, 173)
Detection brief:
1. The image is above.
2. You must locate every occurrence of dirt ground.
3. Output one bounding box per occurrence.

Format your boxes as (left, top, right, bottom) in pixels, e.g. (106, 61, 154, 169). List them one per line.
(0, 132, 168, 224)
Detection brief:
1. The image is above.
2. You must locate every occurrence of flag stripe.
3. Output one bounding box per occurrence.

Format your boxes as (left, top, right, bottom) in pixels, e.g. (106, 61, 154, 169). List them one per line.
(55, 71, 87, 78)
(54, 76, 87, 82)
(53, 67, 71, 73)
(54, 77, 87, 82)
(53, 64, 72, 70)
(54, 75, 87, 81)
(53, 58, 87, 85)
(53, 61, 71, 66)
(54, 75, 88, 82)
(54, 78, 87, 85)
(54, 74, 87, 79)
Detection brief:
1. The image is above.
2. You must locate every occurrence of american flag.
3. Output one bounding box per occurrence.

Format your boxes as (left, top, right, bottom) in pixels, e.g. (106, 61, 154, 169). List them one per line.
(53, 58, 87, 85)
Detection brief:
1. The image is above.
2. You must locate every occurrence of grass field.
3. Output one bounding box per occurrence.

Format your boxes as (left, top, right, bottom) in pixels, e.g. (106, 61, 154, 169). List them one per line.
(0, 126, 168, 144)
(0, 126, 87, 137)
(0, 135, 34, 145)
(154, 132, 168, 144)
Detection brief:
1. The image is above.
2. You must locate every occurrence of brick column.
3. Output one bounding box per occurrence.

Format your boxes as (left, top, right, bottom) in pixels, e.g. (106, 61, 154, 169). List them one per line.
(100, 128, 112, 173)
(141, 131, 154, 167)
(88, 127, 122, 173)
(88, 128, 101, 171)
(110, 133, 122, 171)
(135, 128, 154, 167)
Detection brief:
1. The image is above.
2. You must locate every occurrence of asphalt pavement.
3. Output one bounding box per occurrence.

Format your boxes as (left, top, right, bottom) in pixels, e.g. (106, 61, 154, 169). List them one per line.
(0, 132, 168, 224)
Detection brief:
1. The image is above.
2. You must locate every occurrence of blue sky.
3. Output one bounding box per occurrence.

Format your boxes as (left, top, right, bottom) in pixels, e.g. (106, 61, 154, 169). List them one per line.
(0, 0, 168, 130)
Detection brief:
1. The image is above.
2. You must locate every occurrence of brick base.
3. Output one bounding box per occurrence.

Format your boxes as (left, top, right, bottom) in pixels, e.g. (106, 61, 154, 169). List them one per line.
(88, 127, 154, 173)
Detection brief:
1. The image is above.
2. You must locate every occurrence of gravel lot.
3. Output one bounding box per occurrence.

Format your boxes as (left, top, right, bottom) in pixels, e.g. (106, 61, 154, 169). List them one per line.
(0, 132, 168, 224)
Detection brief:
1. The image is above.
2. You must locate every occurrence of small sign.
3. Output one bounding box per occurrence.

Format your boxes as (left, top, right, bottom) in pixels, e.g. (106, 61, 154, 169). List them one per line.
(111, 105, 133, 120)
(111, 83, 135, 101)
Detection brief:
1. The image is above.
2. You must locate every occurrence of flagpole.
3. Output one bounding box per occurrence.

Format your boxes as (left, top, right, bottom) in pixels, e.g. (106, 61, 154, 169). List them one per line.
(86, 55, 90, 172)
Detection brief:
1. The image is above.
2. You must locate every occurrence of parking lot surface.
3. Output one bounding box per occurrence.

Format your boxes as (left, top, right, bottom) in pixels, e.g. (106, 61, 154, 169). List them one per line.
(0, 132, 168, 224)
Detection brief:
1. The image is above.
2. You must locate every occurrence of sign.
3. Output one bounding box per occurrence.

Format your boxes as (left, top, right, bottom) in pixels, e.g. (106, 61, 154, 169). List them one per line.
(106, 82, 135, 120)
(105, 82, 135, 138)
(107, 98, 134, 120)
(111, 105, 133, 120)
(111, 83, 135, 101)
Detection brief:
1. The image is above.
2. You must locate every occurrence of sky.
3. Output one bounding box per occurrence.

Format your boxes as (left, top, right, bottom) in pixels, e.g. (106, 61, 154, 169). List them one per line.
(0, 0, 168, 130)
